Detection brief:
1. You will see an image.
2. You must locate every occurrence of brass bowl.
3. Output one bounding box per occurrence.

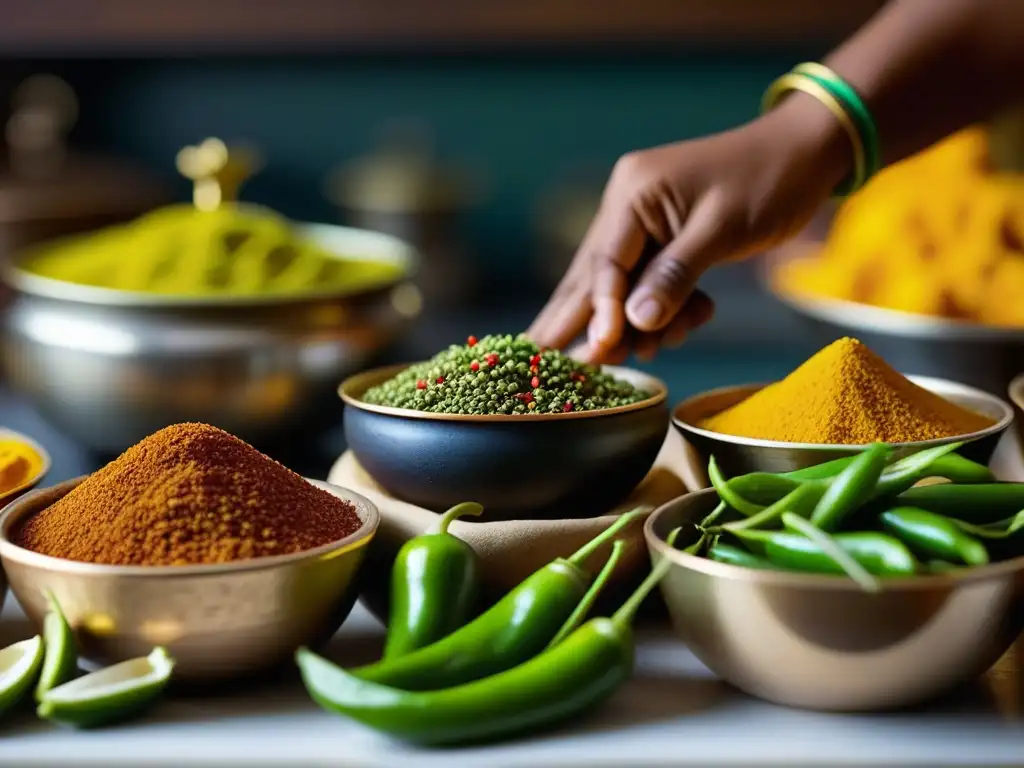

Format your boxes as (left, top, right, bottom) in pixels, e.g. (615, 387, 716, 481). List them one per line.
(645, 487, 1024, 711)
(673, 374, 1013, 481)
(340, 363, 669, 520)
(1009, 374, 1024, 457)
(0, 476, 379, 682)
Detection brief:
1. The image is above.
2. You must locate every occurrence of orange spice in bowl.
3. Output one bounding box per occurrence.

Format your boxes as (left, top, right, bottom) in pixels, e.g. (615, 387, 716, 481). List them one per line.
(699, 338, 993, 445)
(15, 423, 362, 566)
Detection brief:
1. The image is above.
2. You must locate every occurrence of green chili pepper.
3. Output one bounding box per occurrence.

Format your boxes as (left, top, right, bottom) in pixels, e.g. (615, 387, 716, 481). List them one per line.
(927, 560, 961, 574)
(296, 528, 683, 746)
(809, 442, 890, 532)
(870, 442, 963, 499)
(896, 484, 1024, 524)
(782, 456, 858, 481)
(708, 456, 765, 516)
(719, 482, 825, 533)
(782, 449, 991, 486)
(350, 507, 646, 691)
(384, 502, 483, 660)
(708, 542, 778, 569)
(729, 527, 917, 578)
(927, 454, 995, 484)
(724, 473, 805, 507)
(781, 512, 880, 591)
(948, 510, 1024, 539)
(880, 506, 989, 566)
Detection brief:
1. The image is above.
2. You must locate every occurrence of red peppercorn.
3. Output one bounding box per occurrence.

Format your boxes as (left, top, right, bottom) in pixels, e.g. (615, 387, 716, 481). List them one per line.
(467, 336, 478, 347)
(470, 361, 480, 372)
(531, 376, 540, 389)
(530, 365, 539, 374)
(436, 376, 445, 384)
(530, 354, 541, 366)
(485, 353, 500, 367)
(563, 401, 574, 412)
(416, 380, 427, 390)
(517, 392, 534, 404)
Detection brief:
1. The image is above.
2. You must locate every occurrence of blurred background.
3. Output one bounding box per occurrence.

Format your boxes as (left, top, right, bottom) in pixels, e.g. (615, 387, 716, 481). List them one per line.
(4, 0, 1023, 479)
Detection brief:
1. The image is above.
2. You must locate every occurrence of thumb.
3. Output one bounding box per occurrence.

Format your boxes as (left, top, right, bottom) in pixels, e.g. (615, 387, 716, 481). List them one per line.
(624, 201, 730, 332)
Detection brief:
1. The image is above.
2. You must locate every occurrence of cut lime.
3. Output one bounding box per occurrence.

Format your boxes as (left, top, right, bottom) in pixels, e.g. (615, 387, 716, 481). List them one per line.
(36, 591, 77, 702)
(38, 647, 175, 728)
(0, 636, 44, 719)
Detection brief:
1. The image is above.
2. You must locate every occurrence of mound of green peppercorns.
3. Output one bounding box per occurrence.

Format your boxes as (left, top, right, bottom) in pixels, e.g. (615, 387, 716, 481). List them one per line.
(362, 334, 651, 415)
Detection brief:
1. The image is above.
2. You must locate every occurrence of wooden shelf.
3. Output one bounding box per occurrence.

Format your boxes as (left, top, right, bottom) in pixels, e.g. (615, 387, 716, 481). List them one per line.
(2, 0, 886, 55)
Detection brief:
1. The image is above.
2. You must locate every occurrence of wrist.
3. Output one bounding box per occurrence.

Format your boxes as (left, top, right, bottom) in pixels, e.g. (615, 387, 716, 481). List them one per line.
(760, 90, 855, 192)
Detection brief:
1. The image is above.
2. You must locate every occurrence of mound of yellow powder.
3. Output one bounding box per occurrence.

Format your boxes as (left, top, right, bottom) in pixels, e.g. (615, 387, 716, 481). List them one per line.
(699, 338, 994, 444)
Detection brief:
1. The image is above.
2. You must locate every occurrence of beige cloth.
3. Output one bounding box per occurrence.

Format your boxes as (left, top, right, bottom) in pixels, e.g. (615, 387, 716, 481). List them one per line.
(328, 429, 704, 602)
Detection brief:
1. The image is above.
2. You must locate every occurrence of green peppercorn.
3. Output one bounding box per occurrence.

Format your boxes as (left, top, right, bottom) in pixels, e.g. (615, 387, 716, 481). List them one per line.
(361, 334, 649, 415)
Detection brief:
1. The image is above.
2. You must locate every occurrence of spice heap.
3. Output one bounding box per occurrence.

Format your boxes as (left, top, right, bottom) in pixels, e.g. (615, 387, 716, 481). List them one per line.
(16, 423, 362, 566)
(20, 204, 403, 298)
(775, 128, 1024, 326)
(362, 334, 649, 415)
(698, 338, 993, 444)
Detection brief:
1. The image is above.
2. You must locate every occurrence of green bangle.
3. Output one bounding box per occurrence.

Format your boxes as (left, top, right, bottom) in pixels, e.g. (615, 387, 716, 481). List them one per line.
(792, 62, 881, 188)
(761, 72, 867, 197)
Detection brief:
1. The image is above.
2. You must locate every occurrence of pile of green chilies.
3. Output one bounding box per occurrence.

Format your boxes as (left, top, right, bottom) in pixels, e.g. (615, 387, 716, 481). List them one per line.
(295, 502, 677, 746)
(694, 441, 1024, 592)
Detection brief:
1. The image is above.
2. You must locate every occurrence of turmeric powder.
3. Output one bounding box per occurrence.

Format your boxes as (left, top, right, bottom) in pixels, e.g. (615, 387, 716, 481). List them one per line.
(699, 338, 993, 444)
(0, 437, 44, 496)
(775, 128, 1024, 326)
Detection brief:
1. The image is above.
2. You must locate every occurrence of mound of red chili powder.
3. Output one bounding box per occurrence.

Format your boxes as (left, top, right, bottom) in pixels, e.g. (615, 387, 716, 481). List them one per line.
(16, 423, 362, 566)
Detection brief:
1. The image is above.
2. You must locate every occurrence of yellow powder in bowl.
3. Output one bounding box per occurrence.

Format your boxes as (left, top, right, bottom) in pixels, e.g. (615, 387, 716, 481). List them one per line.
(699, 338, 994, 445)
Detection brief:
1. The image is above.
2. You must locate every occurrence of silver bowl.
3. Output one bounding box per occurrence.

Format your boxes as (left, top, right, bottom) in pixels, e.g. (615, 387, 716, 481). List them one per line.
(0, 222, 421, 453)
(645, 488, 1024, 711)
(766, 245, 1024, 396)
(0, 476, 379, 681)
(673, 375, 1013, 479)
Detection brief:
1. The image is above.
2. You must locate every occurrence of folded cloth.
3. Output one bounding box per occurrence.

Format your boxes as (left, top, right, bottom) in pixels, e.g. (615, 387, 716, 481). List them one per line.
(328, 428, 702, 620)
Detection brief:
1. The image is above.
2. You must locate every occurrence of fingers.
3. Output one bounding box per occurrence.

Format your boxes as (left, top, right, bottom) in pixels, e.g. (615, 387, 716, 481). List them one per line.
(586, 207, 646, 359)
(527, 251, 592, 349)
(625, 199, 728, 332)
(662, 290, 716, 348)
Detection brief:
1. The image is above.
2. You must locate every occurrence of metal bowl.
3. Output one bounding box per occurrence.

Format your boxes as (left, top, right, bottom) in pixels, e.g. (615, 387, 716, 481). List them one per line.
(1009, 373, 1024, 456)
(765, 245, 1024, 396)
(340, 364, 669, 520)
(0, 476, 379, 682)
(673, 374, 1013, 480)
(0, 222, 421, 454)
(645, 487, 1024, 711)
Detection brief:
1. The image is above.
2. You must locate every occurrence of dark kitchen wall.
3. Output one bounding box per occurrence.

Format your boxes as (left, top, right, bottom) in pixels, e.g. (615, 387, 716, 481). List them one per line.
(63, 51, 813, 272)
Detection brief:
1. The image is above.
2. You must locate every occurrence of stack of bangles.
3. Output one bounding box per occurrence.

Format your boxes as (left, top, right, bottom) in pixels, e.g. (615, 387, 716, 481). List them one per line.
(762, 62, 881, 197)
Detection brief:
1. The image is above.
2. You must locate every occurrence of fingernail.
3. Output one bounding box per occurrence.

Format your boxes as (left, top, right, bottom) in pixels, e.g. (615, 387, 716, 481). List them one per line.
(629, 297, 663, 328)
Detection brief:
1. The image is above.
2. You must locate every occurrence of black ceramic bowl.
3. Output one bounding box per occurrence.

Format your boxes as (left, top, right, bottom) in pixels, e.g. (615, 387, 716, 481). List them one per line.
(340, 363, 669, 521)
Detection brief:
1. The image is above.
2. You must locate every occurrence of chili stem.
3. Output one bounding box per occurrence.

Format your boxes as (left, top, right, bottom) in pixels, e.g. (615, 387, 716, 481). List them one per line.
(567, 507, 648, 567)
(781, 512, 880, 593)
(547, 540, 627, 649)
(723, 484, 814, 532)
(700, 501, 728, 529)
(432, 502, 484, 535)
(612, 527, 682, 627)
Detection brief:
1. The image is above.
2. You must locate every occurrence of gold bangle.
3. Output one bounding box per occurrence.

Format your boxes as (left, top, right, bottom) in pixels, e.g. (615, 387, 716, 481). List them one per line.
(761, 72, 866, 195)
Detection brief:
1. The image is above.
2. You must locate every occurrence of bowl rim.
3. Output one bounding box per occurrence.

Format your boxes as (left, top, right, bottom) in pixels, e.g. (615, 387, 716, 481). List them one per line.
(1010, 373, 1024, 411)
(765, 245, 1024, 340)
(672, 374, 1013, 451)
(0, 427, 52, 502)
(2, 219, 418, 309)
(0, 475, 380, 576)
(645, 486, 1024, 592)
(339, 362, 668, 423)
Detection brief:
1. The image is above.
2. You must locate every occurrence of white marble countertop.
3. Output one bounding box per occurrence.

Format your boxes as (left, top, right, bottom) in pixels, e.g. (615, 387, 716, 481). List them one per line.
(3, 596, 1024, 767)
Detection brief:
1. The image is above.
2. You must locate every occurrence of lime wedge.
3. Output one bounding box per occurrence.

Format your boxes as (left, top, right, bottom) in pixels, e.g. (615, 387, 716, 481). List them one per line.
(0, 636, 44, 719)
(38, 647, 175, 728)
(36, 591, 77, 702)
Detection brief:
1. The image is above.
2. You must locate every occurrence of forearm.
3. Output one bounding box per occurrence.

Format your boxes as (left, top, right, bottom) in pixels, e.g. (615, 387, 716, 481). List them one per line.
(826, 0, 1024, 165)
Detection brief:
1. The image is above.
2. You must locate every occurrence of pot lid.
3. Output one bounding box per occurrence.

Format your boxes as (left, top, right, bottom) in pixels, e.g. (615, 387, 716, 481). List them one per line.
(326, 125, 476, 213)
(0, 75, 167, 224)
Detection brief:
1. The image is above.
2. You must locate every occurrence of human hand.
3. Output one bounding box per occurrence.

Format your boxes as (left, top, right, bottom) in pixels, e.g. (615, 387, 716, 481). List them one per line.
(528, 93, 851, 363)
